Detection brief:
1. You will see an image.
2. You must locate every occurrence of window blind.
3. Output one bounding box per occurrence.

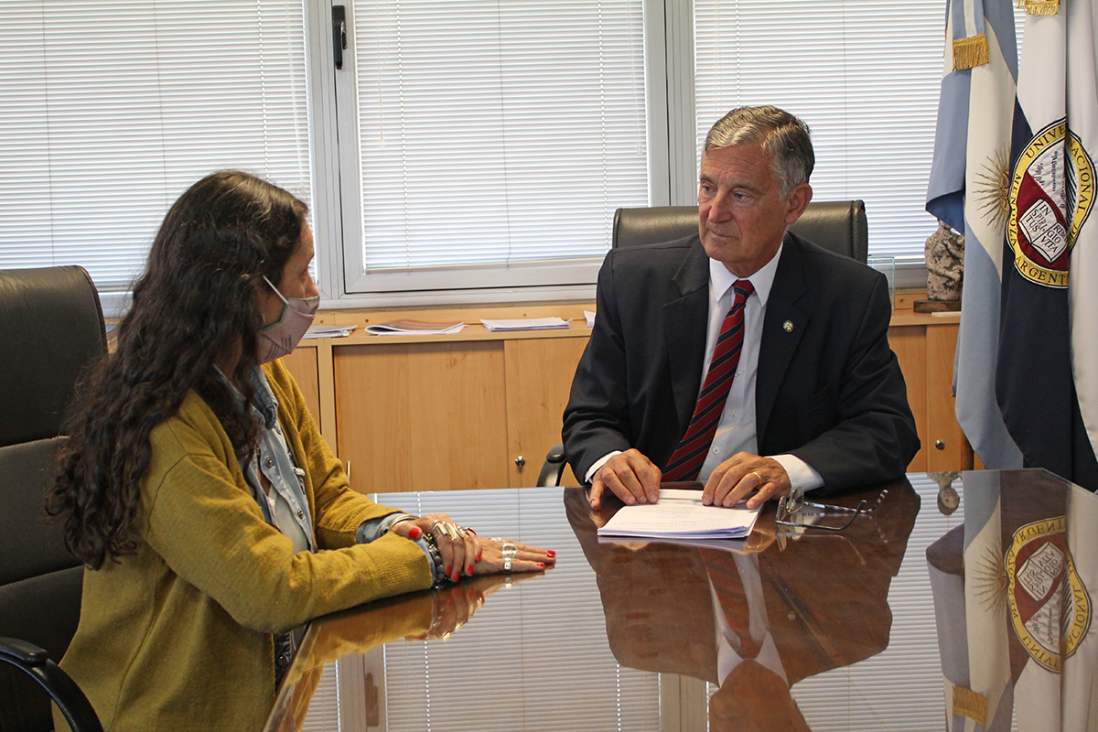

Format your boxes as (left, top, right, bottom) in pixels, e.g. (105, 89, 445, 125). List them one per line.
(346, 0, 648, 291)
(0, 0, 313, 290)
(692, 0, 955, 262)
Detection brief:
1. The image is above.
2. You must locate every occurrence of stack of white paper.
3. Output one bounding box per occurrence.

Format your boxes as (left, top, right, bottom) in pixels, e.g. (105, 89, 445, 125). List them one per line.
(596, 488, 761, 540)
(365, 320, 466, 336)
(584, 310, 596, 328)
(480, 317, 571, 332)
(303, 324, 358, 339)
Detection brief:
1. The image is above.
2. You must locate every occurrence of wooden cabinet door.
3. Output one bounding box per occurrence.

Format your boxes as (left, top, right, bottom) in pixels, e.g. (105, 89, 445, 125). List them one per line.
(333, 342, 508, 493)
(281, 346, 321, 426)
(926, 323, 973, 472)
(504, 337, 589, 486)
(888, 325, 928, 472)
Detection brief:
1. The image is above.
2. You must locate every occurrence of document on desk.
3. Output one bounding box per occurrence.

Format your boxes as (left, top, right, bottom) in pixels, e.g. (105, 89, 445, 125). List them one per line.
(365, 319, 466, 335)
(480, 317, 571, 332)
(596, 489, 761, 540)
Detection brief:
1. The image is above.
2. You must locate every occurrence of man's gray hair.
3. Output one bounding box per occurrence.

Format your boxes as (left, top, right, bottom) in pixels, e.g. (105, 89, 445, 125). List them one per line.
(704, 105, 814, 199)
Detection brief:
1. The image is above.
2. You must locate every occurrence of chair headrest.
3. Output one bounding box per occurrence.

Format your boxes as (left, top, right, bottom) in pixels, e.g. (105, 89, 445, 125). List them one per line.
(0, 267, 107, 447)
(612, 200, 868, 264)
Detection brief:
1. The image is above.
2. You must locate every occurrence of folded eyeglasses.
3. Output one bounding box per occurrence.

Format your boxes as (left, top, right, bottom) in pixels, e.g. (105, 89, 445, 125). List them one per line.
(775, 487, 888, 531)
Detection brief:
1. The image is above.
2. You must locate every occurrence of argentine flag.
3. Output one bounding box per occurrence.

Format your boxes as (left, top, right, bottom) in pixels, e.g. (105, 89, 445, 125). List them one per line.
(926, 0, 1023, 470)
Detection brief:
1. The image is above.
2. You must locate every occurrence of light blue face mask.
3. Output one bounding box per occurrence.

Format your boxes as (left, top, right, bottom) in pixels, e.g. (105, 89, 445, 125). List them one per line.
(257, 275, 320, 363)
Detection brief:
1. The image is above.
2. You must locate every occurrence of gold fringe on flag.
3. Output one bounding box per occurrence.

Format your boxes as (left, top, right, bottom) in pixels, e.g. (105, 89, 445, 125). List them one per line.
(1019, 0, 1059, 15)
(953, 34, 990, 70)
(952, 686, 989, 725)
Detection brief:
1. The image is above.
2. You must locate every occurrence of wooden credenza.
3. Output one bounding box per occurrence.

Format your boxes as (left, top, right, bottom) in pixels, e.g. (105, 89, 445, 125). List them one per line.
(283, 295, 971, 493)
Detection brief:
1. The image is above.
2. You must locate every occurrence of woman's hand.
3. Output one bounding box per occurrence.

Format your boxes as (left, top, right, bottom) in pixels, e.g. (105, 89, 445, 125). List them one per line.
(389, 514, 556, 580)
(389, 512, 480, 584)
(474, 537, 555, 575)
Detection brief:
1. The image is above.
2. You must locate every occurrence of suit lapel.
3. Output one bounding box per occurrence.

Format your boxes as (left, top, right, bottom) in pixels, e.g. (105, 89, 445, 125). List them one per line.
(664, 239, 711, 433)
(756, 234, 810, 442)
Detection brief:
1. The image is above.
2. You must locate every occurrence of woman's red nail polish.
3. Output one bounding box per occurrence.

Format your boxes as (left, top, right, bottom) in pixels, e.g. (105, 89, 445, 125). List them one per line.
(546, 550, 556, 558)
(444, 566, 451, 576)
(537, 562, 545, 568)
(477, 552, 482, 562)
(409, 527, 421, 540)
(467, 565, 474, 576)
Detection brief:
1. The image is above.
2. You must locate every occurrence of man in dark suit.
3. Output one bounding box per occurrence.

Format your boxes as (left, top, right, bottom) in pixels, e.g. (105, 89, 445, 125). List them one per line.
(563, 105, 919, 509)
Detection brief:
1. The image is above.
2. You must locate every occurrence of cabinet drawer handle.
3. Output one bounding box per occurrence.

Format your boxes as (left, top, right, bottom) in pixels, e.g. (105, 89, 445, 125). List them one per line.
(515, 456, 526, 468)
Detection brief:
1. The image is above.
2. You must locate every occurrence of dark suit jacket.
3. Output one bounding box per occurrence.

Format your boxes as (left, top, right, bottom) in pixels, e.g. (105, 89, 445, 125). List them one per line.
(562, 231, 919, 493)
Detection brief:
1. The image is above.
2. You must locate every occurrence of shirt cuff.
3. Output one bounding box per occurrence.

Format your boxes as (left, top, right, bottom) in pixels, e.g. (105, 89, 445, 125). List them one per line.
(584, 451, 623, 484)
(356, 512, 415, 544)
(769, 454, 824, 492)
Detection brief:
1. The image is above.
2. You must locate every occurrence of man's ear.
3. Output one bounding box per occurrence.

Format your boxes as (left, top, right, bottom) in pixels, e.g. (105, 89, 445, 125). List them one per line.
(783, 183, 813, 226)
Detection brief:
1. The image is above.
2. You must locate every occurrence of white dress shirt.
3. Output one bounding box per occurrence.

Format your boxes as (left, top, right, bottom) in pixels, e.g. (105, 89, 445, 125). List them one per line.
(587, 243, 824, 491)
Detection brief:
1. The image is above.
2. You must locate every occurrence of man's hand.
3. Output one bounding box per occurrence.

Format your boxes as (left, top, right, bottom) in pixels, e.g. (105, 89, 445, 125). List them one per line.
(590, 449, 662, 508)
(702, 453, 791, 509)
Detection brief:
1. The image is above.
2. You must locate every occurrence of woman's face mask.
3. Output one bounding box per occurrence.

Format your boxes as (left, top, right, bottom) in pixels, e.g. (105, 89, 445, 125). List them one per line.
(257, 275, 319, 363)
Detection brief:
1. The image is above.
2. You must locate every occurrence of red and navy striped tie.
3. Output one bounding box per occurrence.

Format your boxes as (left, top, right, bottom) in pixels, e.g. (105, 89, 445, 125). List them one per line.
(662, 279, 754, 482)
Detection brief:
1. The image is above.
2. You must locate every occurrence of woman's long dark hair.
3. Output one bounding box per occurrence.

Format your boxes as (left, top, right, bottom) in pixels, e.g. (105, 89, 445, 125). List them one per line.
(46, 171, 308, 569)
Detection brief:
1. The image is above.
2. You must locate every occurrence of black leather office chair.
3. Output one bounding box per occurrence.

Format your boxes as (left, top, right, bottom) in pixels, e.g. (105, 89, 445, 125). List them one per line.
(612, 200, 867, 262)
(538, 201, 869, 487)
(0, 266, 107, 732)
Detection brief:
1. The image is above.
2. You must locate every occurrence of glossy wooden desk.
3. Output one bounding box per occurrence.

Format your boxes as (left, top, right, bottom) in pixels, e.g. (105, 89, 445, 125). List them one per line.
(263, 471, 1097, 732)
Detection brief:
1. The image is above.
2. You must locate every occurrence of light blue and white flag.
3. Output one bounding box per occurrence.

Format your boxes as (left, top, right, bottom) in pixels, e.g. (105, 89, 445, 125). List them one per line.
(926, 0, 1023, 469)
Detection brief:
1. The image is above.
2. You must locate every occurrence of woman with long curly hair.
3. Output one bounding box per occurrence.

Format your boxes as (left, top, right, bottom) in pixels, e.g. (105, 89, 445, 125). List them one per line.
(46, 171, 554, 732)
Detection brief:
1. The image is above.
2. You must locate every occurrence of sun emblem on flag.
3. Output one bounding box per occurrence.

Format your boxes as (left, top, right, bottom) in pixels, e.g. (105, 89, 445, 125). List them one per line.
(1008, 118, 1096, 288)
(974, 146, 1012, 237)
(1005, 516, 1091, 672)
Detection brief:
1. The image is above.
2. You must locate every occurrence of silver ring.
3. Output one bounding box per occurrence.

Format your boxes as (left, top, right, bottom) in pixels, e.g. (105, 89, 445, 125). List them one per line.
(502, 542, 518, 572)
(489, 536, 504, 543)
(431, 520, 459, 541)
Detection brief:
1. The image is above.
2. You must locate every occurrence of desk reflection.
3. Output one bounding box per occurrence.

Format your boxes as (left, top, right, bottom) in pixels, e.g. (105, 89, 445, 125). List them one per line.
(565, 479, 920, 730)
(927, 469, 1098, 731)
(262, 474, 1095, 732)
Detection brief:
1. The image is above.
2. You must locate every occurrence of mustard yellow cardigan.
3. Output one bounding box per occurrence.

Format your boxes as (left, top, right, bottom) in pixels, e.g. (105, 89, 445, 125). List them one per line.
(57, 360, 433, 732)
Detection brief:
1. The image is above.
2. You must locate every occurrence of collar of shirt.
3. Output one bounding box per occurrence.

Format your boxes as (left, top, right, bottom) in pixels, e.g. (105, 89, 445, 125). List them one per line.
(708, 241, 783, 309)
(211, 365, 278, 429)
(248, 368, 280, 430)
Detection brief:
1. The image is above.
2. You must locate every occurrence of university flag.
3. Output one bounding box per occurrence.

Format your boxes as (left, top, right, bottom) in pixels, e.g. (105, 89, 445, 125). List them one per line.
(926, 0, 1023, 469)
(996, 0, 1098, 490)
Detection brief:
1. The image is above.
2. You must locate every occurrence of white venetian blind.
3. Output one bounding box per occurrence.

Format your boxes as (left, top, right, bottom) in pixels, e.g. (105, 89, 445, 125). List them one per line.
(0, 0, 313, 290)
(692, 0, 945, 262)
(349, 0, 648, 287)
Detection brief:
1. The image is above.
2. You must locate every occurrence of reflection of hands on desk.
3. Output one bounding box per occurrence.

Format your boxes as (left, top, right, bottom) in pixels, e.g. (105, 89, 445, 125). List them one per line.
(267, 572, 542, 732)
(408, 572, 542, 641)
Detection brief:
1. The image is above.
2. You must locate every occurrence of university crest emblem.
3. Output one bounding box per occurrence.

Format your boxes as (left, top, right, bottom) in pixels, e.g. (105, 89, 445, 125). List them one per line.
(1005, 516, 1091, 672)
(1008, 118, 1096, 288)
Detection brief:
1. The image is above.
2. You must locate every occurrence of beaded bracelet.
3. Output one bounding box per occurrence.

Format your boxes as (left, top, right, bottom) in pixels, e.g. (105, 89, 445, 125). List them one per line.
(422, 532, 452, 587)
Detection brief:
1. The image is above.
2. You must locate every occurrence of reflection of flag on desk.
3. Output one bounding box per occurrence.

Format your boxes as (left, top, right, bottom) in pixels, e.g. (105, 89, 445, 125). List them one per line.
(926, 0, 1022, 470)
(995, 0, 1098, 489)
(927, 471, 1097, 730)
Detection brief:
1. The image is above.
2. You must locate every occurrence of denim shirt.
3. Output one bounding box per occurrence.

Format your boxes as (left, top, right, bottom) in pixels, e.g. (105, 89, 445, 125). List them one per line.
(242, 368, 316, 552)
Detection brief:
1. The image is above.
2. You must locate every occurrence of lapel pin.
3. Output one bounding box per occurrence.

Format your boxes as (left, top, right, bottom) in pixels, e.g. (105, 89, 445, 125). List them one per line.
(783, 320, 794, 333)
